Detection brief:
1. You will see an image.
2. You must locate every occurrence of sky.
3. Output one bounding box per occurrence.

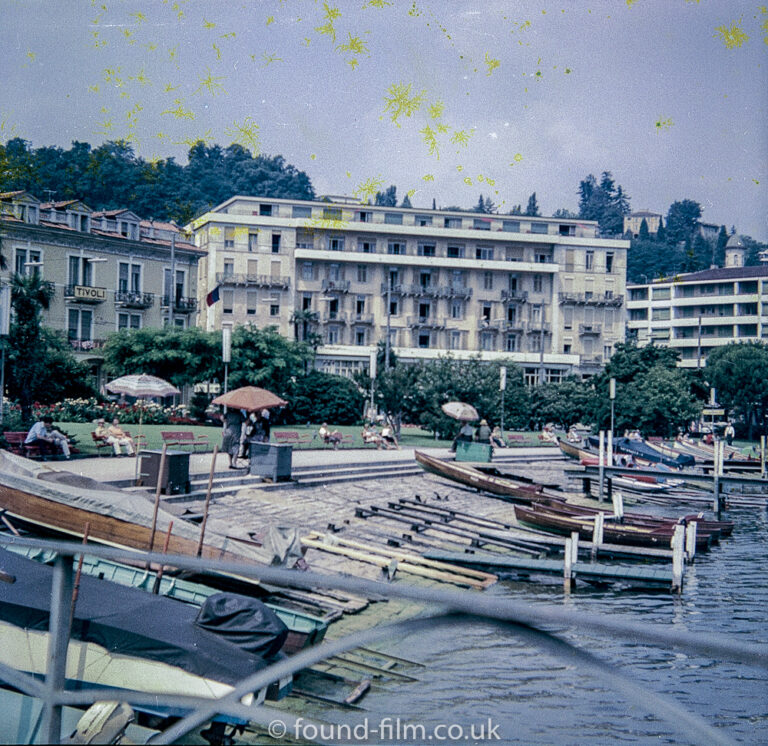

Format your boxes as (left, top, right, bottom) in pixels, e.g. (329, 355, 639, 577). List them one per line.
(2, 0, 767, 240)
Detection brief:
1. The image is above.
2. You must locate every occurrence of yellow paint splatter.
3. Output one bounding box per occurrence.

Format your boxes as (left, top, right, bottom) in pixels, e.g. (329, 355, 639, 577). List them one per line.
(266, 16, 275, 26)
(450, 129, 473, 148)
(164, 82, 179, 93)
(626, 0, 638, 7)
(354, 176, 384, 201)
(203, 18, 216, 30)
(130, 11, 147, 23)
(407, 189, 416, 198)
(363, 0, 392, 7)
(337, 33, 368, 55)
(753, 179, 760, 185)
(419, 125, 440, 157)
(714, 22, 749, 48)
(428, 101, 445, 120)
(262, 52, 283, 66)
(655, 117, 674, 132)
(161, 99, 195, 120)
(347, 58, 359, 70)
(484, 52, 500, 76)
(225, 117, 261, 154)
(509, 153, 524, 166)
(422, 174, 435, 181)
(26, 51, 36, 63)
(212, 43, 222, 60)
(194, 68, 226, 96)
(463, 176, 473, 185)
(383, 82, 425, 125)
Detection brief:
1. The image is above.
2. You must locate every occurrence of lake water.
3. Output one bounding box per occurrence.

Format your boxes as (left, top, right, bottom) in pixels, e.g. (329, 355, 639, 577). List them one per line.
(302, 463, 768, 745)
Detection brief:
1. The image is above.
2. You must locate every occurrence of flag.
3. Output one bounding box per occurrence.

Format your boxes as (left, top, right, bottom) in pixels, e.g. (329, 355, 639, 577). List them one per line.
(206, 285, 220, 307)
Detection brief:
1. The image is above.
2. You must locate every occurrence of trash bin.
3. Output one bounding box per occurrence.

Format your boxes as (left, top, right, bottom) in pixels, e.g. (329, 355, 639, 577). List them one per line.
(138, 449, 190, 494)
(249, 442, 292, 481)
(455, 441, 492, 463)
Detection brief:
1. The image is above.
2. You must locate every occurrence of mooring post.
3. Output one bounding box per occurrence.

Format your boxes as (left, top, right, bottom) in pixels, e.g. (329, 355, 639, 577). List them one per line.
(598, 430, 605, 503)
(671, 524, 685, 593)
(607, 429, 613, 467)
(42, 553, 74, 744)
(563, 536, 573, 591)
(570, 530, 579, 565)
(582, 477, 591, 497)
(685, 521, 697, 563)
(591, 512, 604, 559)
(761, 435, 766, 480)
(612, 488, 624, 521)
(606, 477, 613, 504)
(713, 440, 721, 517)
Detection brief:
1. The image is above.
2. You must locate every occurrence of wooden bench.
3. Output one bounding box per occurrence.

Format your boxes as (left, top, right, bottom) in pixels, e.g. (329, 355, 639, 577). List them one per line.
(161, 430, 210, 452)
(274, 430, 312, 445)
(91, 431, 114, 456)
(507, 434, 525, 443)
(3, 431, 51, 459)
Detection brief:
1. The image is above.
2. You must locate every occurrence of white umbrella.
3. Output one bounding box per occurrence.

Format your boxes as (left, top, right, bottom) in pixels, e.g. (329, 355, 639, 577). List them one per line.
(441, 401, 479, 422)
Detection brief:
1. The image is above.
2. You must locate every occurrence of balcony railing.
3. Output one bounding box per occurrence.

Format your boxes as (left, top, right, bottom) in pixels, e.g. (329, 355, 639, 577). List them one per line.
(441, 284, 473, 299)
(477, 318, 504, 331)
(501, 289, 528, 303)
(68, 338, 106, 352)
(161, 296, 198, 313)
(402, 283, 442, 298)
(64, 285, 107, 303)
(408, 315, 447, 329)
(350, 313, 374, 324)
(580, 355, 604, 366)
(115, 290, 154, 309)
(216, 273, 291, 289)
(321, 279, 351, 293)
(559, 293, 624, 307)
(321, 312, 348, 324)
(579, 324, 603, 336)
(380, 282, 407, 295)
(525, 323, 551, 335)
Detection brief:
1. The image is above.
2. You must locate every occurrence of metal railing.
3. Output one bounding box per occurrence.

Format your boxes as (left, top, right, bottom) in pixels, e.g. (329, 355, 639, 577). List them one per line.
(559, 293, 624, 307)
(115, 290, 154, 308)
(408, 315, 447, 329)
(216, 273, 291, 289)
(501, 289, 528, 303)
(321, 279, 351, 293)
(161, 296, 198, 313)
(579, 323, 603, 335)
(0, 534, 762, 744)
(68, 338, 106, 351)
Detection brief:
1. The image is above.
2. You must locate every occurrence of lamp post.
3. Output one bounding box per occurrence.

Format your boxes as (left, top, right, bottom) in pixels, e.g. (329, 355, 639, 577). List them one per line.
(499, 366, 507, 435)
(222, 326, 231, 403)
(609, 377, 616, 437)
(385, 276, 392, 370)
(0, 283, 10, 426)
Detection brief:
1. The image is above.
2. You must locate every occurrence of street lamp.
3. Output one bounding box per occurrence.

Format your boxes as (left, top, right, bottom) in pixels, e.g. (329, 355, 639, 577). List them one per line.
(609, 377, 616, 436)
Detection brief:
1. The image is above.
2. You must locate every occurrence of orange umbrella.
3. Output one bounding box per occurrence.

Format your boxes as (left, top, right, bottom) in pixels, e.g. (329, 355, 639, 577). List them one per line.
(211, 386, 287, 412)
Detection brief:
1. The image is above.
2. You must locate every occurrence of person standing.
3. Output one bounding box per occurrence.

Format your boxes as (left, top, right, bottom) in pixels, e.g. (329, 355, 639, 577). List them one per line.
(25, 416, 70, 459)
(222, 408, 244, 468)
(725, 422, 735, 446)
(476, 419, 492, 444)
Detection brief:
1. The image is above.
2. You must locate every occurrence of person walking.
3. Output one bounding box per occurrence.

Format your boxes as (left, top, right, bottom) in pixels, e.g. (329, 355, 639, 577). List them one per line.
(725, 422, 735, 446)
(25, 416, 70, 459)
(222, 408, 244, 468)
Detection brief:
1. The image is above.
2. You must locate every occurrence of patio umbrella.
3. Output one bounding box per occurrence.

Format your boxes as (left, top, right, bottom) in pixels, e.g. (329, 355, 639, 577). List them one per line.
(441, 401, 479, 422)
(211, 386, 287, 412)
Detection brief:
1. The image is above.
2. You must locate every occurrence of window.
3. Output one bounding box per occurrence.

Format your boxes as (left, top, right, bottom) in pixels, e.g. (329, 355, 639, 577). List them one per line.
(269, 293, 280, 316)
(451, 300, 464, 319)
(606, 252, 614, 273)
(118, 262, 142, 293)
(164, 268, 186, 303)
(502, 220, 520, 233)
(530, 334, 542, 352)
(224, 227, 235, 248)
(259, 204, 273, 216)
(480, 332, 494, 351)
(562, 307, 573, 330)
(249, 232, 259, 252)
(652, 308, 670, 321)
(483, 271, 493, 290)
(451, 269, 466, 288)
(476, 246, 494, 261)
(419, 271, 432, 288)
(418, 243, 436, 257)
(447, 244, 464, 258)
(605, 289, 614, 299)
(68, 256, 95, 287)
(563, 343, 571, 354)
(481, 303, 492, 321)
(444, 217, 462, 229)
(356, 265, 368, 283)
(524, 368, 539, 386)
(387, 241, 405, 255)
(272, 233, 281, 253)
(473, 218, 491, 230)
(450, 331, 462, 350)
(418, 301, 431, 319)
(328, 236, 345, 251)
(535, 253, 550, 263)
(384, 212, 402, 225)
(223, 260, 234, 277)
(652, 286, 671, 300)
(222, 289, 234, 314)
(358, 239, 376, 253)
(355, 328, 367, 346)
(530, 222, 548, 234)
(508, 275, 518, 293)
(327, 328, 339, 344)
(603, 345, 613, 360)
(506, 306, 516, 323)
(328, 264, 341, 282)
(585, 251, 594, 271)
(328, 298, 339, 319)
(505, 335, 518, 352)
(292, 205, 312, 218)
(246, 291, 258, 315)
(389, 298, 399, 316)
(117, 312, 141, 330)
(388, 268, 400, 286)
(302, 294, 312, 311)
(301, 262, 314, 280)
(531, 305, 542, 324)
(533, 274, 543, 293)
(559, 224, 575, 237)
(565, 250, 575, 271)
(415, 215, 432, 227)
(355, 210, 372, 223)
(356, 296, 366, 315)
(546, 369, 564, 384)
(15, 248, 42, 276)
(418, 333, 431, 348)
(68, 308, 92, 342)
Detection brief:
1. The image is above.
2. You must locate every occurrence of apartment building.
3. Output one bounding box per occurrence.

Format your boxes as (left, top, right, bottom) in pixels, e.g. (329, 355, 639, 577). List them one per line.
(0, 191, 203, 385)
(191, 196, 628, 382)
(626, 238, 768, 367)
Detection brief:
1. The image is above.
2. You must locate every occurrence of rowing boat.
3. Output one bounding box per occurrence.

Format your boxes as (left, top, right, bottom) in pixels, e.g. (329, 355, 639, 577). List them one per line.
(414, 450, 547, 502)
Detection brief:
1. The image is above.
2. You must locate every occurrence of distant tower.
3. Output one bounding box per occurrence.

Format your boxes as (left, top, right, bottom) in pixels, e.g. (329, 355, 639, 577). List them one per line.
(724, 234, 746, 268)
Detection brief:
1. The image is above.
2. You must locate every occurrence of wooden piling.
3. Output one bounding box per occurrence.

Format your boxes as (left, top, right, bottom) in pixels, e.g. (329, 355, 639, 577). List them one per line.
(598, 431, 605, 503)
(611, 489, 624, 521)
(713, 440, 721, 517)
(671, 524, 685, 593)
(761, 435, 766, 480)
(685, 521, 697, 563)
(591, 512, 604, 559)
(563, 536, 573, 591)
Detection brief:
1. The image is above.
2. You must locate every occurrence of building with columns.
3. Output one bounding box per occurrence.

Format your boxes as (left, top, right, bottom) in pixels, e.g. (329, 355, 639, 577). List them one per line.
(190, 195, 629, 382)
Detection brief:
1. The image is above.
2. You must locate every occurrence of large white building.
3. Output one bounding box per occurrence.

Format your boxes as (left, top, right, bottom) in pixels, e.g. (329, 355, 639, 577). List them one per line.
(190, 196, 629, 382)
(626, 237, 768, 367)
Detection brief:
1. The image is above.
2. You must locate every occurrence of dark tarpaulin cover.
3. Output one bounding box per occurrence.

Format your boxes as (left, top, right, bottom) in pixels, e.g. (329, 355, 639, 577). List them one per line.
(588, 436, 695, 468)
(196, 593, 288, 659)
(0, 547, 271, 687)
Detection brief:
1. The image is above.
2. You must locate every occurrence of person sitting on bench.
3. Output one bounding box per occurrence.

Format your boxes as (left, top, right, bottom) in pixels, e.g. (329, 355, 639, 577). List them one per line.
(26, 416, 70, 459)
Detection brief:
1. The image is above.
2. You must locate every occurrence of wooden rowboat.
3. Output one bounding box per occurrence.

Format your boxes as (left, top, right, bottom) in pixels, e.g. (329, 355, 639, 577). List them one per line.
(513, 505, 712, 550)
(414, 450, 547, 502)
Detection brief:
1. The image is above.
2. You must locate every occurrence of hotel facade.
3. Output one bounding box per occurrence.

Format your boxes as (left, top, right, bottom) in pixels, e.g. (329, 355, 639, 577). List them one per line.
(190, 196, 629, 383)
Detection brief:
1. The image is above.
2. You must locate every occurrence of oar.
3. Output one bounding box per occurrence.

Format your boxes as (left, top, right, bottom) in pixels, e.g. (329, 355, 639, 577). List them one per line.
(152, 520, 174, 594)
(196, 445, 219, 557)
(147, 443, 168, 554)
(70, 522, 90, 626)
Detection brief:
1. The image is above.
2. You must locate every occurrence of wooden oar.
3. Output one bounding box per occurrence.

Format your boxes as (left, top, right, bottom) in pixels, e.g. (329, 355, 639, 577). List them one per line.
(196, 445, 219, 557)
(70, 522, 90, 626)
(152, 520, 174, 594)
(147, 443, 168, 554)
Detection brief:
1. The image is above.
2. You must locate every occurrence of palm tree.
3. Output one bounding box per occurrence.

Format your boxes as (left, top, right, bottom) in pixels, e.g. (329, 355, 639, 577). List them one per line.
(9, 271, 55, 423)
(289, 308, 319, 342)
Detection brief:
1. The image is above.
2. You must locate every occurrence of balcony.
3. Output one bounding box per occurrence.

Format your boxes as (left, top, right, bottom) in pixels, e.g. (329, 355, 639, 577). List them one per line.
(477, 318, 505, 331)
(115, 290, 154, 309)
(321, 311, 348, 324)
(501, 289, 528, 303)
(559, 293, 624, 307)
(68, 338, 106, 352)
(526, 323, 551, 335)
(380, 282, 408, 295)
(162, 296, 198, 313)
(579, 324, 602, 336)
(408, 315, 447, 329)
(441, 284, 473, 299)
(64, 285, 107, 304)
(322, 279, 351, 294)
(350, 313, 374, 324)
(216, 273, 291, 289)
(403, 283, 442, 298)
(580, 356, 604, 367)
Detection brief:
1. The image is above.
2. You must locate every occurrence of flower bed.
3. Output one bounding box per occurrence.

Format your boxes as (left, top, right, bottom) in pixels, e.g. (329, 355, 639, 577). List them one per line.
(22, 398, 190, 425)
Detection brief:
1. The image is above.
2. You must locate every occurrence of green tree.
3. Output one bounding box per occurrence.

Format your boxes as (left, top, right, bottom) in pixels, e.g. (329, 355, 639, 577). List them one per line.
(374, 185, 397, 206)
(577, 171, 630, 235)
(706, 343, 768, 438)
(400, 194, 412, 208)
(524, 192, 540, 216)
(714, 225, 729, 267)
(288, 371, 364, 425)
(474, 194, 497, 214)
(552, 208, 577, 218)
(664, 199, 702, 246)
(530, 377, 592, 430)
(638, 218, 649, 241)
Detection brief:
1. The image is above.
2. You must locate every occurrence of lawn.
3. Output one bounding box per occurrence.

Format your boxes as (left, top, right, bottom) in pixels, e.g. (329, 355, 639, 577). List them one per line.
(55, 421, 551, 456)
